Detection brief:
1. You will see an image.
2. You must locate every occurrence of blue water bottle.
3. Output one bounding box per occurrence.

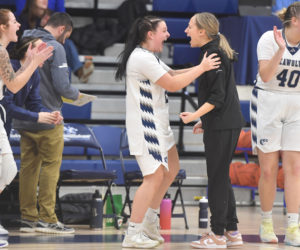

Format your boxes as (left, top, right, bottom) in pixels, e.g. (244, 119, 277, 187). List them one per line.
(90, 190, 103, 229)
(199, 197, 208, 228)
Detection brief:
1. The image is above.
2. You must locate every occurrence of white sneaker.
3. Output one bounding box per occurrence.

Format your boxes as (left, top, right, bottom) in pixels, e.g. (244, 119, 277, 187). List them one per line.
(259, 219, 278, 243)
(0, 225, 8, 235)
(122, 230, 159, 248)
(143, 219, 164, 244)
(285, 223, 300, 246)
(0, 240, 8, 248)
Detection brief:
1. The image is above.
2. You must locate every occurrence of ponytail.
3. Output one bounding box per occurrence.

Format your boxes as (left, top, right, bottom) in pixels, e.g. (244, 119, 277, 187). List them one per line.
(194, 12, 235, 60)
(219, 33, 235, 60)
(115, 16, 163, 81)
(277, 8, 287, 22)
(115, 18, 143, 81)
(277, 2, 300, 28)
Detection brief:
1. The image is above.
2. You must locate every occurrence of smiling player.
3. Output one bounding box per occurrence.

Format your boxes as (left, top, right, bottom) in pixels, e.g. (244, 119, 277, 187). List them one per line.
(115, 15, 220, 248)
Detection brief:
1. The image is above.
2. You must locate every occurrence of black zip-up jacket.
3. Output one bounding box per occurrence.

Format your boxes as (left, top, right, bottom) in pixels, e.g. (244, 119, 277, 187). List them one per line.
(197, 37, 245, 130)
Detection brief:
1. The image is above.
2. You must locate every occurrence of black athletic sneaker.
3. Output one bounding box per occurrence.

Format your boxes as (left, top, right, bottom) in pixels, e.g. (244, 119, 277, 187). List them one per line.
(19, 219, 37, 233)
(35, 221, 75, 234)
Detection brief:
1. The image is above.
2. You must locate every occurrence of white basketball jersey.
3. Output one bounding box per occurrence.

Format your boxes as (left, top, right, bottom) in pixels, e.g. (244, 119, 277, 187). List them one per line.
(256, 30, 300, 92)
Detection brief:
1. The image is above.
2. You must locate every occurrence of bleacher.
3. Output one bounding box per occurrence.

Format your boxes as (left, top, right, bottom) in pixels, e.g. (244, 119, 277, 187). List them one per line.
(0, 0, 283, 206)
(61, 0, 261, 205)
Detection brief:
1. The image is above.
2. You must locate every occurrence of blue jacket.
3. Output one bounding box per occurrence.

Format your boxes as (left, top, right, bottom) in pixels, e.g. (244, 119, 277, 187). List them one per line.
(0, 60, 49, 136)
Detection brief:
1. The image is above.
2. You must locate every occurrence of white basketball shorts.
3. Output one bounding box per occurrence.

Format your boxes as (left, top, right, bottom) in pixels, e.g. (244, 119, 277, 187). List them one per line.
(250, 88, 300, 154)
(135, 135, 175, 177)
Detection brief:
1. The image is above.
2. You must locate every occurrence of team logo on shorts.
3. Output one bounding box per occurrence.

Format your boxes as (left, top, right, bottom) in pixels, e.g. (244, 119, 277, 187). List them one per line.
(260, 138, 268, 145)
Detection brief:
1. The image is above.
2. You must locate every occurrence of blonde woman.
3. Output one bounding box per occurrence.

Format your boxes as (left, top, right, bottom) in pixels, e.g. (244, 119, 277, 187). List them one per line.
(181, 12, 245, 249)
(251, 2, 300, 246)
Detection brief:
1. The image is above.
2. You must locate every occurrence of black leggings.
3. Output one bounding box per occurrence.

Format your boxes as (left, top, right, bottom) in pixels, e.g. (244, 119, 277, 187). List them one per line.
(203, 128, 241, 235)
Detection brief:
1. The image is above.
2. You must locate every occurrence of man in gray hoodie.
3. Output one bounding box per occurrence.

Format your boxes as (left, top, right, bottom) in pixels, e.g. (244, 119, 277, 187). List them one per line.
(15, 12, 80, 234)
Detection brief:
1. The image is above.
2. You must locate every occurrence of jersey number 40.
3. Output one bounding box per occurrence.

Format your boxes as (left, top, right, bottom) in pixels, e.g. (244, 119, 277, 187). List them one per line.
(277, 69, 300, 88)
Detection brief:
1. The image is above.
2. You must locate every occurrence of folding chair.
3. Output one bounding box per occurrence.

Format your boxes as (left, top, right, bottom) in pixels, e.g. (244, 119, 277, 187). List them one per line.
(120, 128, 189, 229)
(89, 125, 133, 221)
(56, 123, 119, 229)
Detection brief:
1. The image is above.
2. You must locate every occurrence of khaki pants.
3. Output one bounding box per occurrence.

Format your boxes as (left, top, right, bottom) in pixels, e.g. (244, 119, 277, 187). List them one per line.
(19, 125, 64, 223)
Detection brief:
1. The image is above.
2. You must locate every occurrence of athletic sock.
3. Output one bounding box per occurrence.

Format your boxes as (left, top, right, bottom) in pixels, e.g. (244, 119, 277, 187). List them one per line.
(261, 210, 272, 221)
(287, 213, 299, 227)
(145, 208, 159, 223)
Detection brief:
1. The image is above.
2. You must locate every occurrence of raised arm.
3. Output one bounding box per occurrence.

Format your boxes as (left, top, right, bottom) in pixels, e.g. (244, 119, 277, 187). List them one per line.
(258, 26, 286, 83)
(155, 53, 220, 92)
(0, 43, 53, 93)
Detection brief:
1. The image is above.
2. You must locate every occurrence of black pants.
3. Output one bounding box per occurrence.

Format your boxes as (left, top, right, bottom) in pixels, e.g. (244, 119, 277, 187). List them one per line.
(203, 128, 241, 235)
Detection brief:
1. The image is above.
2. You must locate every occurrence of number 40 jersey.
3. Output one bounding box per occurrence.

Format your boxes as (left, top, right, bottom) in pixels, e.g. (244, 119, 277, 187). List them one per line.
(256, 29, 300, 92)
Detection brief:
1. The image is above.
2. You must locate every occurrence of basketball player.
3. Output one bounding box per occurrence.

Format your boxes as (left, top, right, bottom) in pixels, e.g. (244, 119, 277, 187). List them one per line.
(115, 15, 220, 248)
(250, 2, 300, 246)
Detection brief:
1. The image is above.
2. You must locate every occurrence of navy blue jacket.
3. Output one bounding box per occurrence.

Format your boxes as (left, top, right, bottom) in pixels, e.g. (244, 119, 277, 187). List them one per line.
(0, 59, 49, 136)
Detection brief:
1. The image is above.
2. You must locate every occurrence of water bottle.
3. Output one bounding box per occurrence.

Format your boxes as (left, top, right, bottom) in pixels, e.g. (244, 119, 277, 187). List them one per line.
(160, 193, 172, 230)
(199, 197, 208, 228)
(90, 190, 103, 230)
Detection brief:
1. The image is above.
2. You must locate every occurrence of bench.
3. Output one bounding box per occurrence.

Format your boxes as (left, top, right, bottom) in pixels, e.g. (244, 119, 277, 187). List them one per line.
(7, 123, 120, 228)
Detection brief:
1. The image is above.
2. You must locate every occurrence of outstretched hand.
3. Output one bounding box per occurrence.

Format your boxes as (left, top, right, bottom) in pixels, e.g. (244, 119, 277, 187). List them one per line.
(180, 112, 196, 124)
(200, 52, 221, 72)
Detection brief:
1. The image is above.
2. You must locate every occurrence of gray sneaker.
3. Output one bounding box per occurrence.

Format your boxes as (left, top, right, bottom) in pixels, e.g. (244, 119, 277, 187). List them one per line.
(35, 221, 75, 234)
(143, 219, 164, 244)
(19, 219, 37, 233)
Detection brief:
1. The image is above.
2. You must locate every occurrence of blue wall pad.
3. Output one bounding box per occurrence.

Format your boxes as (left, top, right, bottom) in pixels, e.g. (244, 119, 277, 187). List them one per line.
(153, 0, 238, 14)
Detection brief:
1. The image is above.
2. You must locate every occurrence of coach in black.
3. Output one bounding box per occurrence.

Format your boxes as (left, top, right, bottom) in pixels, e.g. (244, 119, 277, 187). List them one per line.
(180, 12, 245, 249)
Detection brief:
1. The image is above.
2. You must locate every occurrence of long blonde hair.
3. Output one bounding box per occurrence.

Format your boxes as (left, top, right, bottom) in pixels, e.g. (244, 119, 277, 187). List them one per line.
(277, 2, 300, 28)
(194, 12, 235, 60)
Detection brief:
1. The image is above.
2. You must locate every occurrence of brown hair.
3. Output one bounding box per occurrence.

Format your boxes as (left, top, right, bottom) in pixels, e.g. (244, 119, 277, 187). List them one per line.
(115, 16, 164, 80)
(0, 9, 11, 38)
(194, 12, 235, 60)
(22, 0, 45, 29)
(0, 8, 10, 26)
(277, 2, 300, 28)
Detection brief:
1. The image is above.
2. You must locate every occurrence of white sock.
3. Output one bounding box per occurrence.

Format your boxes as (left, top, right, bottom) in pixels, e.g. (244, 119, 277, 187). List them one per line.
(145, 208, 159, 224)
(287, 213, 299, 227)
(128, 221, 142, 235)
(261, 210, 272, 221)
